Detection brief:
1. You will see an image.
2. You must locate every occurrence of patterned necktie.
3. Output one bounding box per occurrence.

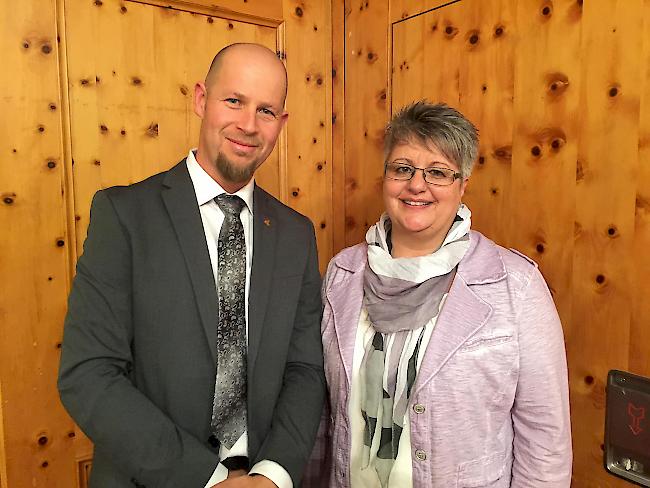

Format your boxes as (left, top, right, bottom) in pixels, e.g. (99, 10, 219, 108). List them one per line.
(211, 194, 247, 449)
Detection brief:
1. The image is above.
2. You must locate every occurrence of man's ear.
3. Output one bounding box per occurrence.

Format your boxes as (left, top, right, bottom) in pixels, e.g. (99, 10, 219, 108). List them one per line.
(193, 81, 207, 119)
(279, 111, 289, 129)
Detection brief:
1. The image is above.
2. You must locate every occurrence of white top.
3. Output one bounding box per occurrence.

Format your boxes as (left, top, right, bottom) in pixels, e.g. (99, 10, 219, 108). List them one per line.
(185, 150, 292, 488)
(349, 299, 445, 488)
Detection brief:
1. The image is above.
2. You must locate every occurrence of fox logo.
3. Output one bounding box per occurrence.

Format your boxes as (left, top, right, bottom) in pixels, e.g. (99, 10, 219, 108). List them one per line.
(627, 403, 646, 436)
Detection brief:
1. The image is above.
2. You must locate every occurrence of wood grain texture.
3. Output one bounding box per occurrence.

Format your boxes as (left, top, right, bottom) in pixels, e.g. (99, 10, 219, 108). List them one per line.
(282, 0, 333, 272)
(390, 0, 461, 23)
(344, 0, 390, 246)
(630, 0, 650, 377)
(64, 0, 278, 257)
(572, 1, 644, 485)
(129, 0, 284, 24)
(331, 0, 347, 255)
(510, 0, 581, 350)
(0, 0, 76, 485)
(360, 0, 650, 486)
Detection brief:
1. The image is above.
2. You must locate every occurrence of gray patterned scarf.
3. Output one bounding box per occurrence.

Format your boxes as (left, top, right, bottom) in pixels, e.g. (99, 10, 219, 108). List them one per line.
(360, 204, 471, 485)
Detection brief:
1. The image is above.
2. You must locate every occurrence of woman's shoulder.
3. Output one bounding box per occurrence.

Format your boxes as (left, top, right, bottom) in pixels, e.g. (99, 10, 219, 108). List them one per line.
(466, 230, 541, 284)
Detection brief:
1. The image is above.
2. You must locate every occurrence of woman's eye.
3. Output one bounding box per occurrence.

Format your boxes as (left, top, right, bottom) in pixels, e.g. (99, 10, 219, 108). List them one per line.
(395, 165, 412, 174)
(427, 168, 448, 178)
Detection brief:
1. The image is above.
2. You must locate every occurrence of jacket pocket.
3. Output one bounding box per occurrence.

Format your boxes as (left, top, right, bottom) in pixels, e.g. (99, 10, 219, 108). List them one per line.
(457, 450, 506, 487)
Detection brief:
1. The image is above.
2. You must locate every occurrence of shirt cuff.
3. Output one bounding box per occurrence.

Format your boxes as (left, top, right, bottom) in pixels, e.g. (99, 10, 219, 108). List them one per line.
(204, 462, 228, 488)
(249, 460, 293, 488)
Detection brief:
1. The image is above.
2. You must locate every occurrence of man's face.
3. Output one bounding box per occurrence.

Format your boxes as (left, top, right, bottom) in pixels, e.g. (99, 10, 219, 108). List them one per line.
(194, 48, 288, 192)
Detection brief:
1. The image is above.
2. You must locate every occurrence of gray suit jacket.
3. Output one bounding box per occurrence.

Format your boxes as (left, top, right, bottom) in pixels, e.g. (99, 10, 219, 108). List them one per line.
(58, 160, 326, 487)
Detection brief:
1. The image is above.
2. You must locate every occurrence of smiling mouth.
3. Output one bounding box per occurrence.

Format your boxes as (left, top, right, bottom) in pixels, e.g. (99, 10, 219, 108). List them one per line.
(226, 137, 258, 149)
(401, 200, 432, 207)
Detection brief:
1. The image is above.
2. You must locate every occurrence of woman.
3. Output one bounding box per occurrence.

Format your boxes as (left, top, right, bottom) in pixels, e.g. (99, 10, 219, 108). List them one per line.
(316, 102, 571, 487)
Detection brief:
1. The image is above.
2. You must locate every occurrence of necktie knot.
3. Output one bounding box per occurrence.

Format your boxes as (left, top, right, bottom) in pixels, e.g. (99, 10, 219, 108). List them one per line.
(215, 194, 245, 218)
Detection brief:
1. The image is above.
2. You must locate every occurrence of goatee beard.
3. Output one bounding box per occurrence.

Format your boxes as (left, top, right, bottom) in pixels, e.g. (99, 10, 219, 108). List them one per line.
(215, 152, 258, 185)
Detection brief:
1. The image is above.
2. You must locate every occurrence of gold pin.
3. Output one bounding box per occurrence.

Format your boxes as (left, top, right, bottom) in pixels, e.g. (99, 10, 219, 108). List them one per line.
(263, 218, 271, 227)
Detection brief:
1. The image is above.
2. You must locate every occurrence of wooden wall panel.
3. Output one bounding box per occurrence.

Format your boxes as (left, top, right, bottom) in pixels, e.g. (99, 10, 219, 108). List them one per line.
(0, 0, 77, 486)
(631, 0, 650, 377)
(282, 0, 333, 270)
(456, 0, 515, 243)
(348, 0, 650, 486)
(392, 0, 516, 245)
(390, 0, 461, 23)
(331, 0, 347, 254)
(2, 0, 333, 485)
(344, 0, 390, 246)
(509, 0, 582, 348)
(65, 0, 279, 256)
(572, 1, 645, 485)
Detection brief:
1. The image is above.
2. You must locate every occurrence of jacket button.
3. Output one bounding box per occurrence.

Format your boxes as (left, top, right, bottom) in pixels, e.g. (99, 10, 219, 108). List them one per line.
(413, 403, 425, 414)
(415, 449, 427, 461)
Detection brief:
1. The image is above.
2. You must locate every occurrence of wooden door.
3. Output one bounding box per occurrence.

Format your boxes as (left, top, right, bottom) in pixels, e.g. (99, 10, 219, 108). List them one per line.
(342, 0, 650, 486)
(1, 0, 332, 486)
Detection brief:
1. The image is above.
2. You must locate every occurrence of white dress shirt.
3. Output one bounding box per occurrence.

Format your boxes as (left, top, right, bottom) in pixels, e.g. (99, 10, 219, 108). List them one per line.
(186, 150, 292, 488)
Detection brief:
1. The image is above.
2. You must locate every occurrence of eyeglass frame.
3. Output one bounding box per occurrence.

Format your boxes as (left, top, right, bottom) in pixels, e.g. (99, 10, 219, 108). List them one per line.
(383, 160, 463, 186)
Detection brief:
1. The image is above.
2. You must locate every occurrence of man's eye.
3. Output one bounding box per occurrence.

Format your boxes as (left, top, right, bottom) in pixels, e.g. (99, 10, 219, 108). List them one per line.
(259, 108, 277, 118)
(224, 98, 240, 105)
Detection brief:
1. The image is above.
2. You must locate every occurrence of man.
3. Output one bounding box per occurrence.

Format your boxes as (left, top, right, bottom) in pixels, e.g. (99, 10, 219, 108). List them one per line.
(58, 43, 325, 488)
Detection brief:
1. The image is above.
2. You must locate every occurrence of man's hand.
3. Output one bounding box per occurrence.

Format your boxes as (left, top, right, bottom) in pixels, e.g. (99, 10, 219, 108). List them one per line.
(214, 474, 277, 488)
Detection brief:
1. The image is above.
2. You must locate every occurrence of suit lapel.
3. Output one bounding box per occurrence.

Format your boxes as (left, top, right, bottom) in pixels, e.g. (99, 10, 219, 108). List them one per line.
(247, 186, 278, 375)
(161, 161, 218, 362)
(412, 276, 492, 396)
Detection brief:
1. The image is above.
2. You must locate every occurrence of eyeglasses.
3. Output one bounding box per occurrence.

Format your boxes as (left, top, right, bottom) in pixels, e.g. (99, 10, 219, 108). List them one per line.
(384, 160, 462, 186)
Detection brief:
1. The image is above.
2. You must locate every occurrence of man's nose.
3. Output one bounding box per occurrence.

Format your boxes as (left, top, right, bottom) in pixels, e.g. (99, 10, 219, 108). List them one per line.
(237, 108, 258, 134)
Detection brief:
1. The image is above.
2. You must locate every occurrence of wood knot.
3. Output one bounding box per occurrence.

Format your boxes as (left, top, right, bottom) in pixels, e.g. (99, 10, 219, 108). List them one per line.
(444, 25, 458, 38)
(531, 145, 542, 157)
(131, 77, 143, 86)
(547, 72, 569, 96)
(595, 274, 605, 285)
(3, 193, 16, 205)
(47, 160, 56, 169)
(207, 17, 213, 23)
(494, 25, 504, 37)
(536, 243, 545, 253)
(227, 23, 233, 30)
(41, 43, 52, 54)
(120, 5, 127, 13)
(291, 188, 300, 197)
(295, 6, 303, 17)
(493, 145, 512, 161)
(179, 85, 188, 96)
(37, 435, 48, 446)
(49, 103, 57, 111)
(94, 0, 103, 5)
(467, 31, 480, 45)
(320, 221, 326, 229)
(540, 2, 553, 17)
(609, 85, 620, 97)
(56, 239, 65, 247)
(100, 124, 108, 133)
(146, 123, 159, 137)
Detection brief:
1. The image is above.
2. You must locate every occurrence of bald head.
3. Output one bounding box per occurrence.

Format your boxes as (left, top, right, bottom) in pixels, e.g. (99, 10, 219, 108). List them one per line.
(205, 43, 288, 107)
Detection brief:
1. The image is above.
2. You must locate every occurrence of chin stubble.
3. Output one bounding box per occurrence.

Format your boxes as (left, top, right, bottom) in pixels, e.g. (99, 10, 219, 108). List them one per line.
(215, 152, 258, 184)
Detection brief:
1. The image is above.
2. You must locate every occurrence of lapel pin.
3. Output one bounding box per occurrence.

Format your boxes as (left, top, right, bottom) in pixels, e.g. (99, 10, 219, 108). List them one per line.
(263, 218, 271, 227)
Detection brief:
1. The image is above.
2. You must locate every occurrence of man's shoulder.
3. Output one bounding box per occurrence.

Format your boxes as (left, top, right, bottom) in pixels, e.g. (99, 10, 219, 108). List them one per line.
(254, 185, 313, 229)
(99, 160, 185, 202)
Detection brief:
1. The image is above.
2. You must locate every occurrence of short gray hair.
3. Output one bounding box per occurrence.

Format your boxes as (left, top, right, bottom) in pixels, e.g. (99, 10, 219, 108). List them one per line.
(384, 101, 479, 178)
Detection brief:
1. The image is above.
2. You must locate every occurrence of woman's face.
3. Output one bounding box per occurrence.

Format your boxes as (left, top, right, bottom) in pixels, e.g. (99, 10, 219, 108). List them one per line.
(383, 141, 468, 253)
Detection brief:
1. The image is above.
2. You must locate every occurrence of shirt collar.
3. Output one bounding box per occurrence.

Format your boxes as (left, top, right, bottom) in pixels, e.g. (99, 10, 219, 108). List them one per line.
(186, 149, 254, 214)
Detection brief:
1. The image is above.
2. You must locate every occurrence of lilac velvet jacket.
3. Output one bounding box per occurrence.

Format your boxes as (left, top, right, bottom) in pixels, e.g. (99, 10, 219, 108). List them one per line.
(304, 230, 572, 488)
